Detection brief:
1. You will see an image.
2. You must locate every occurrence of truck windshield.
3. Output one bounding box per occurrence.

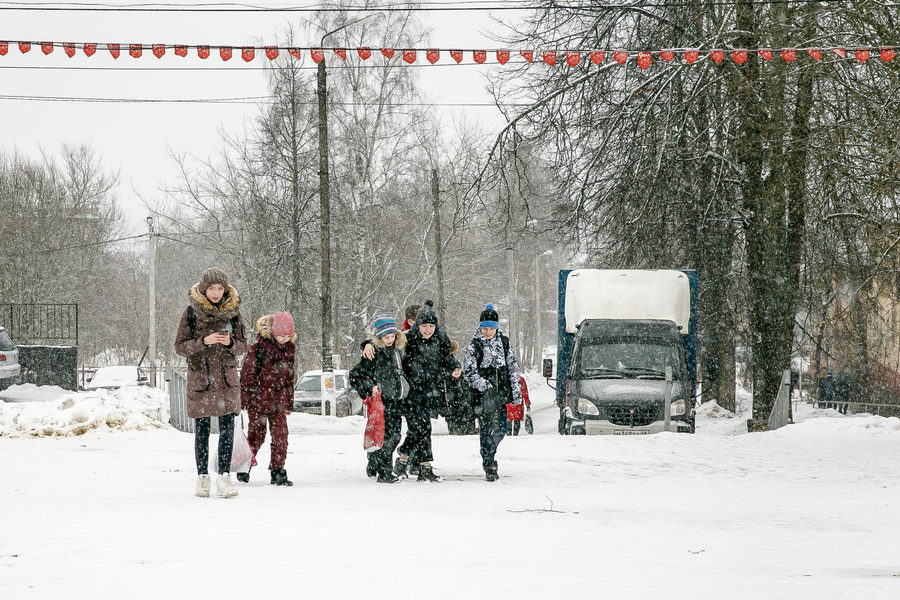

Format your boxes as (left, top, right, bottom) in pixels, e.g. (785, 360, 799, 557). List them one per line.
(577, 340, 684, 379)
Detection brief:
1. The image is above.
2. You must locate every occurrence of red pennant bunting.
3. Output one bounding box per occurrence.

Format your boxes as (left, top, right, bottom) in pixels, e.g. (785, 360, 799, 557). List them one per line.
(806, 48, 821, 61)
(83, 43, 96, 57)
(590, 50, 604, 65)
(684, 50, 699, 64)
(381, 48, 395, 59)
(333, 48, 346, 60)
(474, 50, 486, 64)
(129, 44, 142, 59)
(403, 49, 416, 63)
(450, 50, 463, 63)
(614, 50, 628, 64)
(220, 46, 232, 61)
(311, 48, 324, 63)
(710, 49, 724, 63)
(759, 48, 773, 61)
(265, 46, 278, 60)
(426, 48, 439, 64)
(497, 50, 510, 64)
(0, 42, 7, 56)
(153, 44, 165, 58)
(242, 47, 254, 62)
(855, 47, 870, 62)
(288, 48, 302, 60)
(832, 47, 847, 58)
(782, 48, 796, 62)
(638, 51, 651, 69)
(733, 49, 747, 65)
(175, 45, 188, 57)
(19, 42, 31, 54)
(881, 47, 895, 62)
(197, 45, 210, 59)
(521, 50, 533, 63)
(566, 51, 580, 67)
(41, 42, 53, 55)
(357, 47, 371, 60)
(63, 43, 75, 58)
(108, 43, 120, 59)
(542, 51, 557, 65)
(660, 50, 674, 62)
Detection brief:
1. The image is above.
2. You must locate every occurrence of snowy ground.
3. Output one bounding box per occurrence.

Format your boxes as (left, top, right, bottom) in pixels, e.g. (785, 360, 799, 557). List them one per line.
(1, 376, 899, 599)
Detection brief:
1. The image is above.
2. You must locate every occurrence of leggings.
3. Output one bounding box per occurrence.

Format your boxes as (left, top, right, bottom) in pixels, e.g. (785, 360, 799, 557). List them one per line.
(194, 414, 235, 475)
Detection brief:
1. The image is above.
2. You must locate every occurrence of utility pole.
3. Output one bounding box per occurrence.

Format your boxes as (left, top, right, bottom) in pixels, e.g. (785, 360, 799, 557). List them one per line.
(431, 169, 446, 323)
(507, 248, 516, 353)
(534, 250, 552, 369)
(147, 216, 156, 387)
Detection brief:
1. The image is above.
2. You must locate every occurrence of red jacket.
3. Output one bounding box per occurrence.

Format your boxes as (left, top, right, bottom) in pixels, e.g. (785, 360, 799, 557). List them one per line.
(240, 318, 296, 414)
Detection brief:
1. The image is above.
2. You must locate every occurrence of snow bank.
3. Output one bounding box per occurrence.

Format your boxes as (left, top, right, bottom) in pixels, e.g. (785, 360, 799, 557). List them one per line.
(0, 386, 169, 438)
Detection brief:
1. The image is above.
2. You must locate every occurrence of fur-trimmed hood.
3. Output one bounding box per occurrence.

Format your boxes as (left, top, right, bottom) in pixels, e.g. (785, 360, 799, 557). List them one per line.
(255, 314, 298, 343)
(371, 329, 407, 350)
(188, 283, 241, 323)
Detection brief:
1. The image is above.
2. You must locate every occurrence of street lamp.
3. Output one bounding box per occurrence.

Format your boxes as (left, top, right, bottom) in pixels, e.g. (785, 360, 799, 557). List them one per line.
(317, 13, 377, 371)
(534, 250, 553, 369)
(147, 215, 156, 386)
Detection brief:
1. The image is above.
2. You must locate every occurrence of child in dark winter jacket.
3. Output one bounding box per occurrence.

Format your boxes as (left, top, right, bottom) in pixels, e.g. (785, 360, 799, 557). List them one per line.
(463, 303, 523, 482)
(393, 301, 461, 482)
(239, 312, 296, 486)
(349, 315, 408, 484)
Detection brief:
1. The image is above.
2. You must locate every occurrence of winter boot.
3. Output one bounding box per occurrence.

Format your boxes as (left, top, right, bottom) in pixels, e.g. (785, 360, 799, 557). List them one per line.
(216, 473, 238, 498)
(366, 460, 377, 479)
(195, 474, 211, 497)
(271, 469, 294, 486)
(394, 456, 409, 478)
(236, 472, 250, 483)
(484, 462, 499, 482)
(409, 463, 420, 476)
(417, 463, 442, 483)
(377, 472, 400, 484)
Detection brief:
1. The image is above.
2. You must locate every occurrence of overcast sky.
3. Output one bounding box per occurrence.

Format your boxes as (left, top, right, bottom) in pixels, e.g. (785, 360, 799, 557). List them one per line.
(2, 2, 526, 230)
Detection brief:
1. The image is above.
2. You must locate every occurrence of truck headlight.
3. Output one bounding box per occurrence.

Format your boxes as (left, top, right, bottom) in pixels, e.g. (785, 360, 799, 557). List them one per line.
(577, 398, 599, 416)
(670, 399, 686, 416)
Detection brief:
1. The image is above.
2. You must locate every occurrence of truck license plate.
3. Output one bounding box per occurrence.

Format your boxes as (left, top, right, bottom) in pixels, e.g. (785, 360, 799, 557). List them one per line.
(613, 430, 649, 435)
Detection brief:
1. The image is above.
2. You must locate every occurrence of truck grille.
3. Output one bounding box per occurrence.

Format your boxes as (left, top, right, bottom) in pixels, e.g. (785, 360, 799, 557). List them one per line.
(606, 405, 659, 427)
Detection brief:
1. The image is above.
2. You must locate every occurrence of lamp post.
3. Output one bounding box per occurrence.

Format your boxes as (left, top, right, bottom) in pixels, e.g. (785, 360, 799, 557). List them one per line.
(534, 250, 552, 369)
(317, 14, 376, 371)
(147, 215, 156, 386)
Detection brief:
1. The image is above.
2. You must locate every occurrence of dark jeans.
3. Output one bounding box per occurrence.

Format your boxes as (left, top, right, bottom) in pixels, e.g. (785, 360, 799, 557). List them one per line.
(478, 405, 508, 466)
(195, 414, 235, 475)
(398, 408, 434, 464)
(370, 399, 403, 477)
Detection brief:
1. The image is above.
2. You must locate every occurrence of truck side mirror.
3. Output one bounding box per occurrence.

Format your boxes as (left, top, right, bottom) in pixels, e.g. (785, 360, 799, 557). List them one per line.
(542, 358, 554, 379)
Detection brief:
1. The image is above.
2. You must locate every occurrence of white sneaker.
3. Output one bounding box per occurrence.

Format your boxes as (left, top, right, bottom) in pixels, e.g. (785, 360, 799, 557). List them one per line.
(216, 474, 238, 498)
(195, 474, 211, 497)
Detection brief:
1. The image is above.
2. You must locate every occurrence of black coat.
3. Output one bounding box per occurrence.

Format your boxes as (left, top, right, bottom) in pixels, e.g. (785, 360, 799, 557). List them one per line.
(349, 331, 408, 402)
(403, 326, 460, 413)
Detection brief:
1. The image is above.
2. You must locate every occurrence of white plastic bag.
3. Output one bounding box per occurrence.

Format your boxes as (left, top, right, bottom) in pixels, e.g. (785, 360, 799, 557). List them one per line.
(211, 417, 255, 473)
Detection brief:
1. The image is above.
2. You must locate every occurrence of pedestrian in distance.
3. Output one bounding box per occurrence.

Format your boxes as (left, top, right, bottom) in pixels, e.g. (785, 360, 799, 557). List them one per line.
(820, 369, 837, 410)
(239, 312, 296, 486)
(462, 303, 523, 482)
(835, 365, 852, 415)
(174, 267, 248, 498)
(507, 376, 532, 436)
(349, 315, 408, 484)
(401, 304, 421, 332)
(392, 300, 462, 482)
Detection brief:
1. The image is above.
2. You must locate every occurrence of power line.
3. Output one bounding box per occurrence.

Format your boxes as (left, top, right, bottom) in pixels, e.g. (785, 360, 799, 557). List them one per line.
(0, 93, 514, 106)
(0, 233, 148, 258)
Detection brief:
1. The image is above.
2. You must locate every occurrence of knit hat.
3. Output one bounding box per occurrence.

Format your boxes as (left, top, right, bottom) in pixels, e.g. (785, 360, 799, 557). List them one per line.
(272, 312, 295, 337)
(479, 303, 499, 329)
(405, 305, 421, 321)
(416, 300, 438, 326)
(198, 267, 229, 294)
(373, 315, 397, 338)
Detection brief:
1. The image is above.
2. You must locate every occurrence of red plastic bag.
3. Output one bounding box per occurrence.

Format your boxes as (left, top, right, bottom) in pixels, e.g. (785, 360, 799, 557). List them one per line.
(506, 402, 524, 421)
(363, 390, 385, 452)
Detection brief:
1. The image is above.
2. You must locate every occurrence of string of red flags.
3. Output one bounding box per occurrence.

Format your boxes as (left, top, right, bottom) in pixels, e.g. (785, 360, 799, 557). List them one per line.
(0, 41, 895, 67)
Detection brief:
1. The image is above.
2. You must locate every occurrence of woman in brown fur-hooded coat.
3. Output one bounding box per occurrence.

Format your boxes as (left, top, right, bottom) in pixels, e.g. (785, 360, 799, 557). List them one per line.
(239, 312, 296, 485)
(174, 267, 248, 497)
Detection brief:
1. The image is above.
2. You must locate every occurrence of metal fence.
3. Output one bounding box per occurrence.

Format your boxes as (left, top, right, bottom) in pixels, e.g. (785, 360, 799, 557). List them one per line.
(0, 303, 78, 345)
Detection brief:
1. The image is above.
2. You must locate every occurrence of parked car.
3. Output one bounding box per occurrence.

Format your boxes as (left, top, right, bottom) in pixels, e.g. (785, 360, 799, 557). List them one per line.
(293, 369, 362, 417)
(84, 365, 149, 390)
(0, 326, 21, 388)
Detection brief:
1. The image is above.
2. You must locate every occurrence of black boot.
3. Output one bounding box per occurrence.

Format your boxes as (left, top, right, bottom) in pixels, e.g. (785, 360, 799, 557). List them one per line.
(394, 457, 409, 478)
(484, 461, 499, 482)
(417, 463, 442, 483)
(377, 471, 400, 484)
(236, 472, 250, 483)
(366, 460, 377, 479)
(271, 469, 294, 486)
